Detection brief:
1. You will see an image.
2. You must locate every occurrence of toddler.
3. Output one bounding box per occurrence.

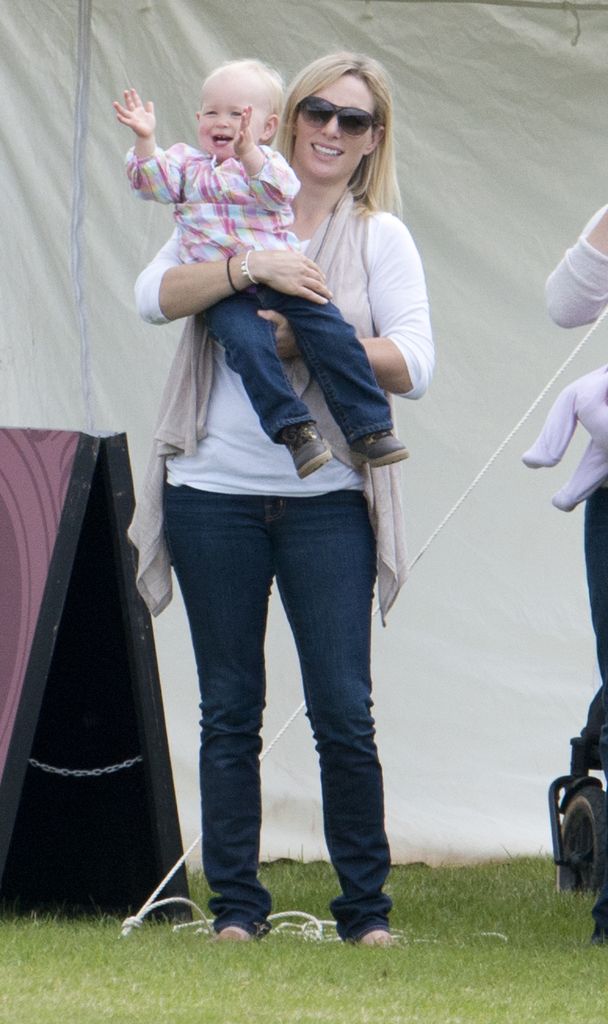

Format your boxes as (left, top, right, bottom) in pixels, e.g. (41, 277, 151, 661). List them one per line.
(113, 59, 408, 478)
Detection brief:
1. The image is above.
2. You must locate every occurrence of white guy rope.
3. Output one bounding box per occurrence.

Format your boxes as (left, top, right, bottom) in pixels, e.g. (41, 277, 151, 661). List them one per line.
(120, 707, 306, 936)
(121, 306, 608, 939)
(127, 904, 340, 941)
(120, 832, 204, 937)
(408, 305, 608, 572)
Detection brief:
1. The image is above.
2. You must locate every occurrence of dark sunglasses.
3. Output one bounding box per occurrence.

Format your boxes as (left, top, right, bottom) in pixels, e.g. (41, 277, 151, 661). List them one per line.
(297, 96, 377, 136)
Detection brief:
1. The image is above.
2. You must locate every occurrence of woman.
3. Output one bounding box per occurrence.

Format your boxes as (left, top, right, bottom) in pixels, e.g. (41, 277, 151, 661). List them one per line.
(545, 205, 608, 945)
(130, 52, 434, 944)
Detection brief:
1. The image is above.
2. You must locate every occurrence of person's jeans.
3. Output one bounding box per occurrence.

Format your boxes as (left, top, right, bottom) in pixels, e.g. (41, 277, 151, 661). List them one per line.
(164, 484, 392, 940)
(584, 488, 608, 927)
(205, 290, 393, 444)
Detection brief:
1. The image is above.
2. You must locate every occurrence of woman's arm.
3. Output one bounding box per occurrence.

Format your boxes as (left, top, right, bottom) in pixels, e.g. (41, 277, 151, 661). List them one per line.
(159, 259, 248, 320)
(546, 206, 608, 328)
(136, 235, 334, 323)
(134, 232, 182, 323)
(360, 336, 413, 394)
(257, 215, 433, 395)
(255, 312, 412, 393)
(365, 213, 434, 398)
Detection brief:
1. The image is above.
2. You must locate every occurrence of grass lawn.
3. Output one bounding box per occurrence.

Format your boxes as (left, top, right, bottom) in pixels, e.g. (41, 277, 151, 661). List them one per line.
(2, 857, 608, 1024)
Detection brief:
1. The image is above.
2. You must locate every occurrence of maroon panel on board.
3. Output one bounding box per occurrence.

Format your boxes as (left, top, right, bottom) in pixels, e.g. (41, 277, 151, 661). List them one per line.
(0, 430, 188, 915)
(0, 430, 79, 781)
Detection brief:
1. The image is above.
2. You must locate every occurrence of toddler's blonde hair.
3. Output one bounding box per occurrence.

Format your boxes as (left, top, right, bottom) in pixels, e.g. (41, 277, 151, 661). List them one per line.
(201, 59, 285, 117)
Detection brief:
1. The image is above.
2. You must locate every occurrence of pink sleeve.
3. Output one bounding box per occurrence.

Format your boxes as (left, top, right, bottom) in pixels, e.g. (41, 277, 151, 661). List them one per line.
(125, 144, 191, 204)
(246, 149, 300, 212)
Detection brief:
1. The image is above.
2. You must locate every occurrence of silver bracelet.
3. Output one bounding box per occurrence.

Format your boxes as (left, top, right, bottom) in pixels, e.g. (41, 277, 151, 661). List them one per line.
(240, 250, 259, 285)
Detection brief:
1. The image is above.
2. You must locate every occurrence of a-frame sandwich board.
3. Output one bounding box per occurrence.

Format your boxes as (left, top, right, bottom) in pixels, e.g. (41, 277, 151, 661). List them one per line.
(0, 429, 188, 914)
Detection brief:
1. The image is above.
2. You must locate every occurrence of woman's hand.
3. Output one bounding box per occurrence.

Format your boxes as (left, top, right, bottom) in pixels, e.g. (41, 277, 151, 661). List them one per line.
(248, 249, 333, 304)
(257, 309, 300, 358)
(156, 247, 333, 323)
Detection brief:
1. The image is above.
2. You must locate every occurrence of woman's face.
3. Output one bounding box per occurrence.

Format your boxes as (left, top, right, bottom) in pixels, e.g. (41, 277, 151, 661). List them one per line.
(290, 73, 383, 189)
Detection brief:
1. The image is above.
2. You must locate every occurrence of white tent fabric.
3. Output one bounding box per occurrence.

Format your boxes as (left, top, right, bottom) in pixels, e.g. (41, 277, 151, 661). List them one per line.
(3, 0, 608, 865)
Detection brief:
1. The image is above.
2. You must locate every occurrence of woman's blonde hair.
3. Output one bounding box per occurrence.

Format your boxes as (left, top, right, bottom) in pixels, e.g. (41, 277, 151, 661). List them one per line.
(277, 52, 401, 216)
(201, 59, 285, 117)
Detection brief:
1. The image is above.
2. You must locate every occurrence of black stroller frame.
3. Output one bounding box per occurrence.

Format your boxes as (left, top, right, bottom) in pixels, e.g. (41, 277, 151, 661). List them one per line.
(549, 688, 607, 891)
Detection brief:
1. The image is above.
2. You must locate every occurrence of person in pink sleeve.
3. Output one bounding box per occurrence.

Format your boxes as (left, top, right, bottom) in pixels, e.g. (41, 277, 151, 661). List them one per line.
(539, 204, 608, 945)
(114, 59, 408, 479)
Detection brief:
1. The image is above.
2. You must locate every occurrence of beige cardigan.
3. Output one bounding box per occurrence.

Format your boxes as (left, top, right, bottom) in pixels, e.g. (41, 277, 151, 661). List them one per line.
(129, 192, 408, 621)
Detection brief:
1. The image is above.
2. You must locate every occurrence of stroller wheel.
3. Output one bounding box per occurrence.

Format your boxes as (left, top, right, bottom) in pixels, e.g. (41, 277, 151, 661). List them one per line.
(557, 783, 606, 892)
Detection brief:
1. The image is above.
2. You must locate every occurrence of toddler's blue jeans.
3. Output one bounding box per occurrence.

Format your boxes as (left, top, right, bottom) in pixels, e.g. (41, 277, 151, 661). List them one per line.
(206, 290, 393, 444)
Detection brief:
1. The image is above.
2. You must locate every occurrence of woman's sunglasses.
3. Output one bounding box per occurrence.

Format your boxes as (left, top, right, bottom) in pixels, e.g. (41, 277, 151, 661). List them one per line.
(296, 96, 377, 137)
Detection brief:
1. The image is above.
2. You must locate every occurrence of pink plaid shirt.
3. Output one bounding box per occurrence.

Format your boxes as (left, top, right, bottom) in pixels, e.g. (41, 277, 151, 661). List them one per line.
(126, 143, 301, 263)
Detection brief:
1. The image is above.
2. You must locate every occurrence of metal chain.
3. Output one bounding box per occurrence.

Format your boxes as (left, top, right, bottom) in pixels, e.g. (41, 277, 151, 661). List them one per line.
(28, 755, 143, 778)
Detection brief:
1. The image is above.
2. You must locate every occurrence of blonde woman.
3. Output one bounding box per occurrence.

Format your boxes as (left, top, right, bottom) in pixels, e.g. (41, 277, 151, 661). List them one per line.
(115, 60, 408, 478)
(130, 52, 434, 944)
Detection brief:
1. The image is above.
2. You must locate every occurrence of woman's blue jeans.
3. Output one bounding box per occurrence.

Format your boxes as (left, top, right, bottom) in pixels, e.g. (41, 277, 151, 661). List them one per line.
(164, 485, 392, 940)
(205, 290, 393, 443)
(585, 489, 608, 928)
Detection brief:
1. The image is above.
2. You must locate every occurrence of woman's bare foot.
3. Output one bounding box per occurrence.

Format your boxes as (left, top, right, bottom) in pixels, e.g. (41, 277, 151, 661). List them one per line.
(215, 925, 251, 942)
(358, 929, 394, 946)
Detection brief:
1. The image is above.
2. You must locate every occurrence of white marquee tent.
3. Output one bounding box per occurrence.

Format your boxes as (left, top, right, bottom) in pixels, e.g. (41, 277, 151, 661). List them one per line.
(3, 0, 608, 867)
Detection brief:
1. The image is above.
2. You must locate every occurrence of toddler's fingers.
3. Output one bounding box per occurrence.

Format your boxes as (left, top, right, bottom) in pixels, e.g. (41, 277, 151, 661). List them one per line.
(125, 88, 142, 109)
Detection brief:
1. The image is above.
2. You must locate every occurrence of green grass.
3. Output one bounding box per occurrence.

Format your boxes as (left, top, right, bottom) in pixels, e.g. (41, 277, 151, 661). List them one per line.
(2, 858, 608, 1023)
